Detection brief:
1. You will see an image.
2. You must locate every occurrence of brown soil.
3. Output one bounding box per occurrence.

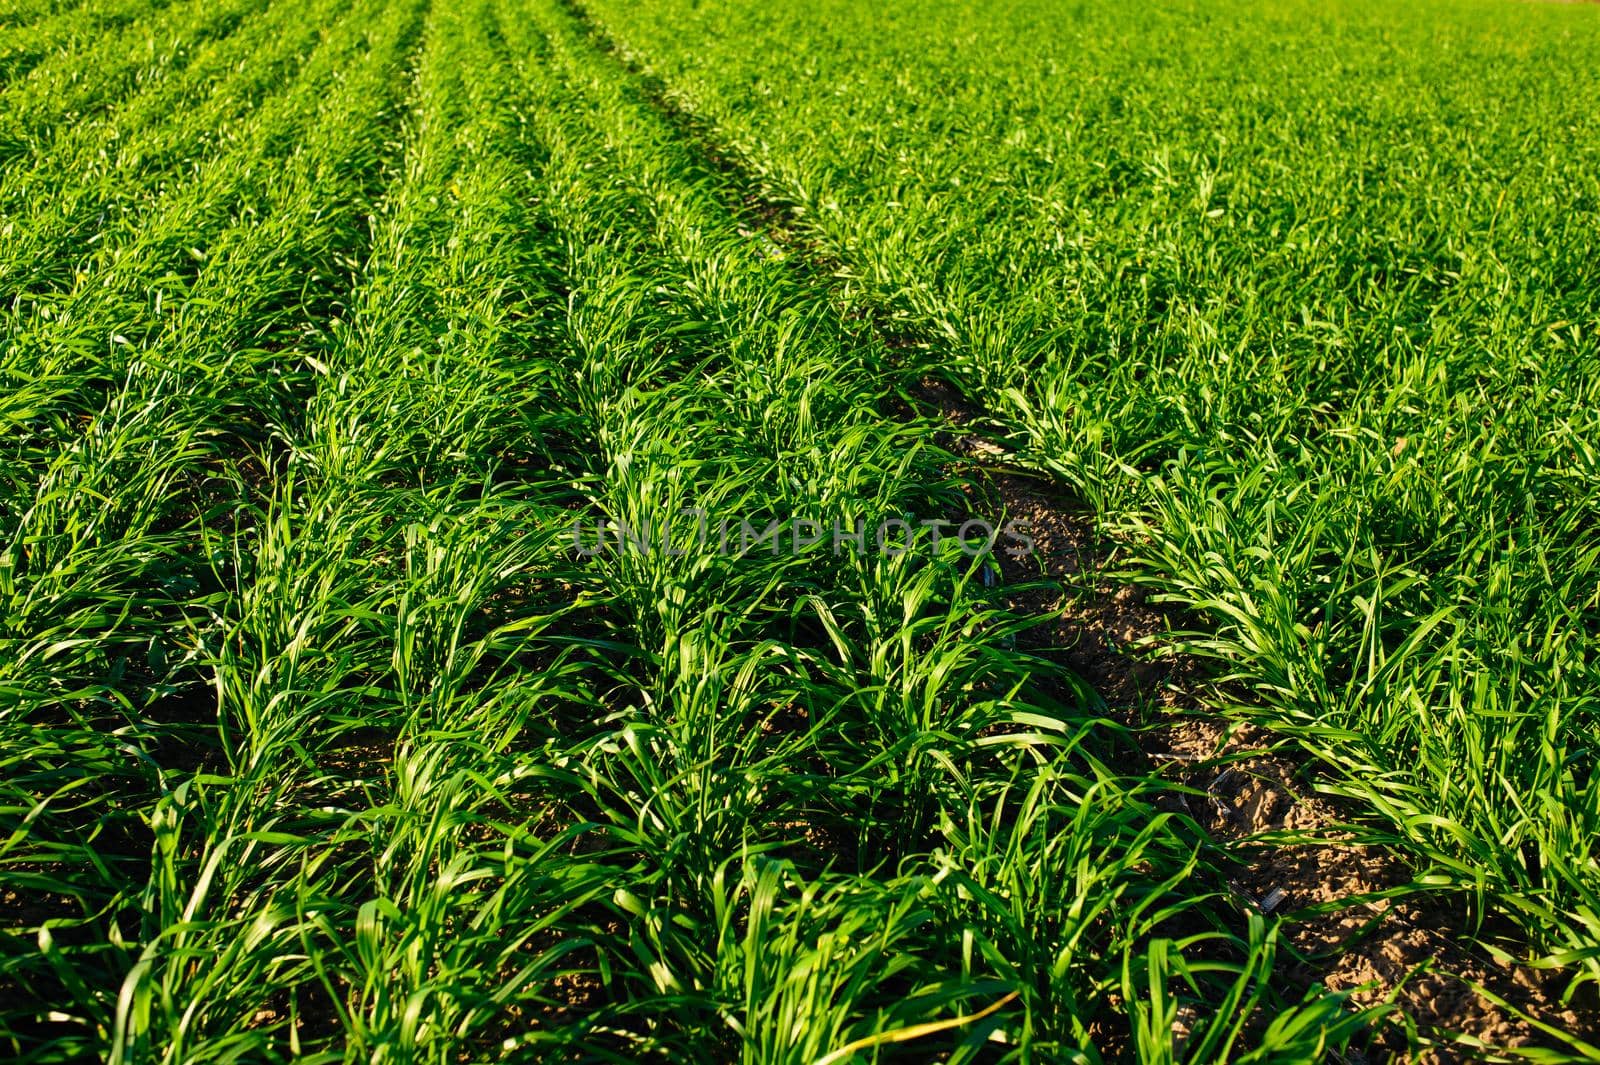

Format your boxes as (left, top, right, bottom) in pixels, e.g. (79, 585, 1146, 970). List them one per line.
(916, 375, 1596, 1061)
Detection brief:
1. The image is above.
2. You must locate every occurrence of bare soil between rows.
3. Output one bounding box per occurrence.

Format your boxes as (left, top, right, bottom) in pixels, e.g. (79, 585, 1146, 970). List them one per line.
(920, 377, 1594, 1059)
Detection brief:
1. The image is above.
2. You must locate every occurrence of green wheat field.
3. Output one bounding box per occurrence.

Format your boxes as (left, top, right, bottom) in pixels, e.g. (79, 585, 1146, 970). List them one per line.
(2, 0, 1599, 1060)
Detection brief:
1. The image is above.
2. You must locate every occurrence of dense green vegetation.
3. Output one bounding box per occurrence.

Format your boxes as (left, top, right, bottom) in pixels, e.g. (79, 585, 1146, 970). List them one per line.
(2, 0, 1597, 1060)
(585, 0, 1600, 990)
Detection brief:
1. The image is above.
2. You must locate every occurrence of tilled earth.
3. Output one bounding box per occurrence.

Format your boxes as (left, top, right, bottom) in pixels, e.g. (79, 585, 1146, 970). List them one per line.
(921, 377, 1597, 1060)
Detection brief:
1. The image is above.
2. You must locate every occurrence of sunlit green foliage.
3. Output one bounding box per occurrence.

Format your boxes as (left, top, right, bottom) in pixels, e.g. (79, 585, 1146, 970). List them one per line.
(3, 0, 1597, 1060)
